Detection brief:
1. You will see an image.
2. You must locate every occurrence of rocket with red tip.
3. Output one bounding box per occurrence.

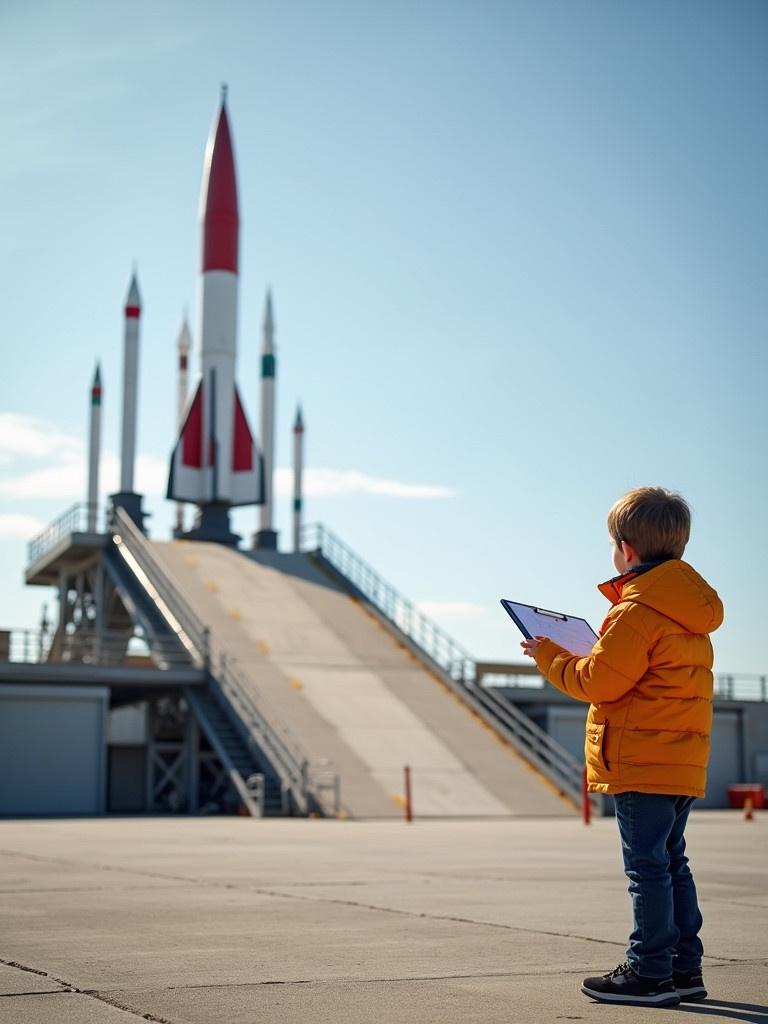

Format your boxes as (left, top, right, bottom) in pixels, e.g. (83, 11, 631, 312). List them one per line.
(167, 89, 264, 542)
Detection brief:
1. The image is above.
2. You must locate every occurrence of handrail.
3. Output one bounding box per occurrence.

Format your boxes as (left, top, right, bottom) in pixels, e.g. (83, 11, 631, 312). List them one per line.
(184, 688, 262, 817)
(110, 508, 322, 814)
(0, 626, 190, 668)
(215, 656, 311, 810)
(1, 628, 55, 664)
(477, 686, 586, 805)
(27, 502, 102, 565)
(714, 674, 768, 702)
(300, 524, 767, 701)
(111, 509, 210, 667)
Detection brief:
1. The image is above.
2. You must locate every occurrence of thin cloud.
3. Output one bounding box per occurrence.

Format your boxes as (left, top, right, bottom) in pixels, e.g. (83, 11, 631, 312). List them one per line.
(0, 452, 169, 501)
(274, 467, 457, 500)
(0, 416, 454, 503)
(0, 514, 46, 540)
(0, 413, 81, 460)
(0, 415, 168, 500)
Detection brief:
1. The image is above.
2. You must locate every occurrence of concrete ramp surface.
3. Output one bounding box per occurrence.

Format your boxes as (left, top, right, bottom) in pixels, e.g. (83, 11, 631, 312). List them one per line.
(150, 541, 570, 818)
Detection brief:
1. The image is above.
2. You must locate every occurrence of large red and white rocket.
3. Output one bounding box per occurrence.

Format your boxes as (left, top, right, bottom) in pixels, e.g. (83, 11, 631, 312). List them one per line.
(167, 89, 264, 542)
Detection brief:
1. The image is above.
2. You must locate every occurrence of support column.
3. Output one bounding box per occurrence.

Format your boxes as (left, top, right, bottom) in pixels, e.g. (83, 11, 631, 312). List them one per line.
(186, 712, 200, 813)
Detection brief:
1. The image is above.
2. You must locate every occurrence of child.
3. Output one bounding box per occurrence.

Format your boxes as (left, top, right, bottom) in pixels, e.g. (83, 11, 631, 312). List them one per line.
(521, 486, 723, 1007)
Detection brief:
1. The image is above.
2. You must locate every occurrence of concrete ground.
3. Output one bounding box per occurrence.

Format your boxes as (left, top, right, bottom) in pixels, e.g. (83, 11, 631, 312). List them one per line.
(0, 812, 765, 1024)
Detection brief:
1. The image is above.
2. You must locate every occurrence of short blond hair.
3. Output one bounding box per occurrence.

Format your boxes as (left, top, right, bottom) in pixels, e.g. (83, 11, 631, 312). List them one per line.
(607, 487, 691, 561)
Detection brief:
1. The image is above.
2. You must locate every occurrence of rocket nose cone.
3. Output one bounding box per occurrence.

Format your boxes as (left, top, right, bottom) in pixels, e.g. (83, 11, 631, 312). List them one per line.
(201, 102, 239, 274)
(125, 273, 141, 316)
(177, 319, 192, 351)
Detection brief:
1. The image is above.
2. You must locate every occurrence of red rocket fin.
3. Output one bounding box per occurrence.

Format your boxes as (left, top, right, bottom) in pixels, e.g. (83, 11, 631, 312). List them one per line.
(167, 379, 209, 502)
(233, 388, 254, 471)
(230, 384, 264, 506)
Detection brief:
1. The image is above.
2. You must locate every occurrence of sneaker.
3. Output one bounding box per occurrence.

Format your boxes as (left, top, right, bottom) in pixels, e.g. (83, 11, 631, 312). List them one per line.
(581, 961, 681, 1006)
(673, 969, 707, 1001)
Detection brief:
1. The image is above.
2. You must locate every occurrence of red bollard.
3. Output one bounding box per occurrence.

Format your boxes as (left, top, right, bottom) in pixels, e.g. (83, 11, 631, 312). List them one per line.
(404, 765, 413, 823)
(582, 765, 591, 826)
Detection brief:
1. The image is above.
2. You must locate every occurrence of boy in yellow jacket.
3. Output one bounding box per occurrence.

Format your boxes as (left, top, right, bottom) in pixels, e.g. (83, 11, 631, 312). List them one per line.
(522, 486, 723, 1008)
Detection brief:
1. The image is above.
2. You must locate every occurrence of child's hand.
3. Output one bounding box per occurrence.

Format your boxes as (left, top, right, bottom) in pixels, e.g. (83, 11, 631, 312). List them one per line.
(521, 636, 547, 658)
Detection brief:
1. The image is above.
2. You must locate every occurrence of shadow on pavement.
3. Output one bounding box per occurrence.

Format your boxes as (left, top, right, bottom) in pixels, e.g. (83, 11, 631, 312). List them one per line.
(676, 999, 768, 1023)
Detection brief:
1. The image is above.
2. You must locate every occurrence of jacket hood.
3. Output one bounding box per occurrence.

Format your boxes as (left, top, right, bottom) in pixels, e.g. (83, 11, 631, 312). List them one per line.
(598, 559, 723, 635)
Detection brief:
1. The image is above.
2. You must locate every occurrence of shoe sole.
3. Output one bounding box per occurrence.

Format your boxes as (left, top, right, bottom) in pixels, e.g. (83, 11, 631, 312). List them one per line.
(581, 984, 680, 1006)
(676, 987, 707, 1002)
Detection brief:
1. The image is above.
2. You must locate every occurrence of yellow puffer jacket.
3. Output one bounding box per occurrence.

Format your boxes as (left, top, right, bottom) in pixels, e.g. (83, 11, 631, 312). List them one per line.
(534, 560, 723, 797)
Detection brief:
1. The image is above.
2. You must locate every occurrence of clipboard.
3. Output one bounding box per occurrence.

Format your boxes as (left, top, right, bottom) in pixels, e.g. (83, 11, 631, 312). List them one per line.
(500, 599, 598, 656)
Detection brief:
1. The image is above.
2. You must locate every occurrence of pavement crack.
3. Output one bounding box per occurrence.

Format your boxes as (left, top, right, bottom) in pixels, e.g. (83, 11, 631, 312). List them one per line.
(159, 967, 595, 991)
(0, 958, 174, 1023)
(2, 846, 762, 971)
(83, 990, 176, 1022)
(0, 989, 68, 997)
(243, 885, 628, 948)
(0, 847, 621, 947)
(0, 958, 51, 978)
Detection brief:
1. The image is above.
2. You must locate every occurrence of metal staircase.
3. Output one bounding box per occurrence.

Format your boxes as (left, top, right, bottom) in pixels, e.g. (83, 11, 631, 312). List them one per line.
(185, 686, 287, 816)
(110, 508, 335, 817)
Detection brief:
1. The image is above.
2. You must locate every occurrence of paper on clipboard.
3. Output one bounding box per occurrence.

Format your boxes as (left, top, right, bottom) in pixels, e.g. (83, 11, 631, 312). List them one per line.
(500, 600, 598, 656)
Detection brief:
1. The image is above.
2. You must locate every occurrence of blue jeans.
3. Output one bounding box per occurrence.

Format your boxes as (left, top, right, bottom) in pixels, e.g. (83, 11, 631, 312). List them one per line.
(613, 792, 703, 979)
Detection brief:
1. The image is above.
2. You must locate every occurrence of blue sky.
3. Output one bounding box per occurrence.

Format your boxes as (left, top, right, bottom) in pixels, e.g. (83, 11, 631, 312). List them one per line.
(1, 0, 766, 674)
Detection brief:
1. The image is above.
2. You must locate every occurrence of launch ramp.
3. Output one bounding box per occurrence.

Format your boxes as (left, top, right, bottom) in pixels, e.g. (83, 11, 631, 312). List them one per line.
(146, 536, 573, 819)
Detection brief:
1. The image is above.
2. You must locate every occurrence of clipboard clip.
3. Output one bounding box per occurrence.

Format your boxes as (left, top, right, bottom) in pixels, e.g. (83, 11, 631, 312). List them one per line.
(534, 607, 568, 622)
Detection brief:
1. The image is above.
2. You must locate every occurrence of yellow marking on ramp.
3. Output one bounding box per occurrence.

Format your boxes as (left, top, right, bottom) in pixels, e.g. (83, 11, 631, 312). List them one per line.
(204, 579, 219, 592)
(391, 793, 406, 808)
(287, 676, 303, 690)
(257, 640, 270, 654)
(228, 608, 241, 621)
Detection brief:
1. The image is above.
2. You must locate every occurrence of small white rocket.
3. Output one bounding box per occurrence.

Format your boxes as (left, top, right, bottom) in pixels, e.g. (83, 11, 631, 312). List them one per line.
(292, 405, 304, 553)
(174, 316, 191, 535)
(87, 363, 102, 532)
(254, 290, 277, 549)
(121, 272, 141, 493)
(167, 89, 264, 542)
(111, 271, 145, 528)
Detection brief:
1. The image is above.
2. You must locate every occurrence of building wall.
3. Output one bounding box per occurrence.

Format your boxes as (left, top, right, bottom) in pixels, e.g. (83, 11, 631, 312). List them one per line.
(0, 685, 108, 816)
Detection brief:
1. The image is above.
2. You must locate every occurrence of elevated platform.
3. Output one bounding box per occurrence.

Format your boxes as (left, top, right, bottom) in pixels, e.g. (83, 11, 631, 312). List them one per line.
(26, 530, 106, 587)
(0, 661, 204, 705)
(148, 541, 571, 818)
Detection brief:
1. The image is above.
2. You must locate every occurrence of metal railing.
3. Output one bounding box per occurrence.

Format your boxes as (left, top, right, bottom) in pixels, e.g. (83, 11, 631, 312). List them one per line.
(715, 674, 768, 702)
(0, 626, 191, 668)
(111, 508, 326, 815)
(27, 502, 102, 565)
(0, 628, 54, 664)
(478, 685, 588, 805)
(301, 525, 767, 704)
(482, 670, 767, 703)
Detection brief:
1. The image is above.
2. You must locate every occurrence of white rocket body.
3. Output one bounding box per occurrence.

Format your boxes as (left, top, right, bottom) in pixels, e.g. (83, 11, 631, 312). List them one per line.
(175, 319, 191, 532)
(293, 406, 304, 552)
(167, 97, 263, 512)
(87, 364, 102, 531)
(258, 292, 276, 534)
(120, 276, 141, 493)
